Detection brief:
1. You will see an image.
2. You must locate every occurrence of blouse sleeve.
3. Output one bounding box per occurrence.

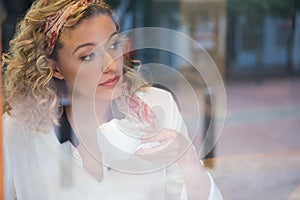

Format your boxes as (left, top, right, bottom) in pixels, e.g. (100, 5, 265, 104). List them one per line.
(140, 88, 223, 199)
(138, 88, 189, 198)
(3, 128, 17, 200)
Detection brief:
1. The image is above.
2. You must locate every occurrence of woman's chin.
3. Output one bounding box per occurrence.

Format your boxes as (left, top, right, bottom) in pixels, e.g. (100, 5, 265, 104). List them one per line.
(96, 86, 122, 101)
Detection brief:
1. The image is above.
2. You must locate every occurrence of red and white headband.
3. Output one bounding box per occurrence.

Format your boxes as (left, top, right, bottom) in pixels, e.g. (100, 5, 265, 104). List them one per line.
(43, 0, 104, 56)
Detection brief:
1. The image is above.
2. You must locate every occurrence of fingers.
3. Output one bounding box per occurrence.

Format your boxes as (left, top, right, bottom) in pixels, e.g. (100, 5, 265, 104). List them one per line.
(135, 128, 187, 164)
(136, 129, 175, 155)
(135, 142, 180, 165)
(136, 129, 176, 154)
(135, 141, 170, 155)
(140, 128, 177, 144)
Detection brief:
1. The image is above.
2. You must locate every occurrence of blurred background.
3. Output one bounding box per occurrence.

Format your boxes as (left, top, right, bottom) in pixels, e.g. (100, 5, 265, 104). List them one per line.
(1, 0, 300, 199)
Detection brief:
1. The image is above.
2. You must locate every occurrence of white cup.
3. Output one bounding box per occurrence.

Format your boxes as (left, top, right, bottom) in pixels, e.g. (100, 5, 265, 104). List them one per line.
(97, 119, 141, 161)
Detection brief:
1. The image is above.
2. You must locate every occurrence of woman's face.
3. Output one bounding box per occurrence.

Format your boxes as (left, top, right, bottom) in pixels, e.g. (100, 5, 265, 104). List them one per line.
(53, 14, 124, 101)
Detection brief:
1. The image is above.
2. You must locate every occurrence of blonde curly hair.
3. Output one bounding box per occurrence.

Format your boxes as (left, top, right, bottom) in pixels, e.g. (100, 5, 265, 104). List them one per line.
(3, 0, 148, 133)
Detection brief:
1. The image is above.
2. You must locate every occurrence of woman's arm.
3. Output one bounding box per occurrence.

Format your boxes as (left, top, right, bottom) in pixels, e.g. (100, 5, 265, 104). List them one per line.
(136, 87, 221, 199)
(178, 146, 211, 200)
(135, 128, 211, 200)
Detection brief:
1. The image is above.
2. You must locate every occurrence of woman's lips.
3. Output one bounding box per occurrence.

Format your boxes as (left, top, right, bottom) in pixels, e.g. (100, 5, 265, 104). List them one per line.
(98, 76, 120, 87)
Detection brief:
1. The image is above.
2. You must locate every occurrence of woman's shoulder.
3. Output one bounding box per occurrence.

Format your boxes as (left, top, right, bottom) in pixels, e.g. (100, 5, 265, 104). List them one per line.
(3, 113, 30, 140)
(137, 85, 179, 108)
(3, 113, 22, 129)
(3, 113, 56, 151)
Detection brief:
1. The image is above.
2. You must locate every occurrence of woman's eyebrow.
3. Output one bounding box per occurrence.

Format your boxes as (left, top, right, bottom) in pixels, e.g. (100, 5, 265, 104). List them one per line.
(72, 32, 119, 55)
(109, 31, 118, 39)
(72, 43, 97, 55)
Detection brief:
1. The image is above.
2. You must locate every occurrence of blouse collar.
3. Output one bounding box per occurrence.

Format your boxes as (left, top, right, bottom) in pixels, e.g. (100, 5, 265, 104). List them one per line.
(55, 109, 79, 147)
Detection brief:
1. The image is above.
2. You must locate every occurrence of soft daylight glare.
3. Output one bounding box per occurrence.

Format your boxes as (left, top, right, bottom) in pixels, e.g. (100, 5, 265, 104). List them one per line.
(2, 0, 300, 199)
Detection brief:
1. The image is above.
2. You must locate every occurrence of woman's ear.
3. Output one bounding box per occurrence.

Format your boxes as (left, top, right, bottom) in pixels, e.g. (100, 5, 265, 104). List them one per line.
(49, 59, 64, 80)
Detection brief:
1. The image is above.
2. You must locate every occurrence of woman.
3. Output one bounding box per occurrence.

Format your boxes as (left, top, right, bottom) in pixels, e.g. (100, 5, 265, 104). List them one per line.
(3, 0, 222, 199)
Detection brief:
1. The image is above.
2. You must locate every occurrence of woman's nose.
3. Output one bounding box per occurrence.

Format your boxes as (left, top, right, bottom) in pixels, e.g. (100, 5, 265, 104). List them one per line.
(102, 51, 117, 74)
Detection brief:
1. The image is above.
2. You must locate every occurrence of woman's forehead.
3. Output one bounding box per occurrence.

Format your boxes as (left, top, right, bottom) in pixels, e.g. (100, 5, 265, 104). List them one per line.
(60, 15, 117, 52)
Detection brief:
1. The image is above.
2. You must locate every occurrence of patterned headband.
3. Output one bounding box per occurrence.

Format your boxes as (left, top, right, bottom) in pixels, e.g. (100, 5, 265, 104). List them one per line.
(43, 0, 103, 56)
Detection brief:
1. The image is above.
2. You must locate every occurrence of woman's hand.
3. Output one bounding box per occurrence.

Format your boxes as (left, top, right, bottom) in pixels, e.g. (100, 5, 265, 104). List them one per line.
(135, 128, 212, 199)
(135, 128, 211, 199)
(135, 128, 190, 164)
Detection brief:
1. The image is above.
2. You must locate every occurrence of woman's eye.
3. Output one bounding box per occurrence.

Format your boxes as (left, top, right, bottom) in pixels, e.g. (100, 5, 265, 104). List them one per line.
(80, 53, 95, 62)
(107, 34, 128, 52)
(108, 41, 120, 50)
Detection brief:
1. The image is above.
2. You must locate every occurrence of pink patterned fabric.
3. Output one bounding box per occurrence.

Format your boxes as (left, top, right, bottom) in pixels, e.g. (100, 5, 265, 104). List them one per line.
(43, 0, 103, 56)
(115, 86, 159, 129)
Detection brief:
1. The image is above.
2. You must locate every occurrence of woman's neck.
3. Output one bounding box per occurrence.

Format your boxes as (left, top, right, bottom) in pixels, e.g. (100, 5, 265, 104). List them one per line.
(65, 98, 112, 124)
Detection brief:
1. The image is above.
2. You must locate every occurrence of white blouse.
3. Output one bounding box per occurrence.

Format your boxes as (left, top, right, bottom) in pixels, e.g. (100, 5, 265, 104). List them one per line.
(4, 87, 222, 200)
